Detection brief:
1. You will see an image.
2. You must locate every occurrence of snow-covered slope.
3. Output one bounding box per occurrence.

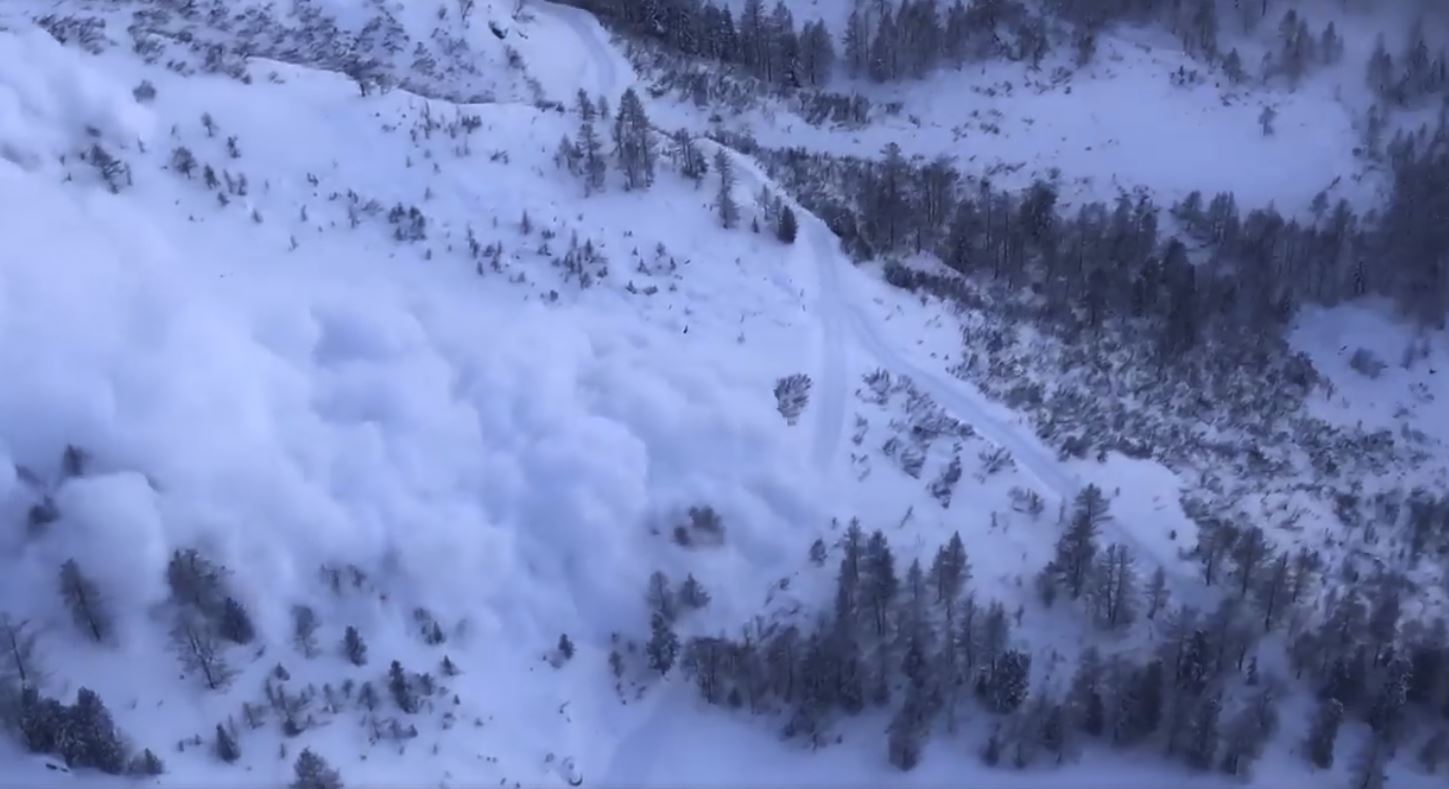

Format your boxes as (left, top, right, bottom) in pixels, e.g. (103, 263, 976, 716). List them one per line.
(2, 1, 1447, 788)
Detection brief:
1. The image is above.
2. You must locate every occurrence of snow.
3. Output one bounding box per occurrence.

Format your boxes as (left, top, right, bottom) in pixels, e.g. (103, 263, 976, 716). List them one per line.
(0, 27, 154, 171)
(0, 1, 1446, 787)
(677, 0, 1449, 216)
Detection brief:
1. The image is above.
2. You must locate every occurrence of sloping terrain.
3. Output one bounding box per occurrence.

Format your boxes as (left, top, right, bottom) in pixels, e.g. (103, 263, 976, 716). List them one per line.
(2, 1, 1448, 788)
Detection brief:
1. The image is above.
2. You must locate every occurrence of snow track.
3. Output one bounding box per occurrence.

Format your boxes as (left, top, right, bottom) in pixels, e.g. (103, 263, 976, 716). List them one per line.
(807, 196, 849, 471)
(535, 1, 622, 102)
(806, 215, 1076, 500)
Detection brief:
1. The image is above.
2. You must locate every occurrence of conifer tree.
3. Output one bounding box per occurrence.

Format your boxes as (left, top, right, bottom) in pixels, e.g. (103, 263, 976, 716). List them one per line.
(715, 149, 739, 228)
(777, 205, 799, 244)
(647, 613, 680, 675)
(291, 748, 343, 789)
(613, 88, 656, 191)
(59, 559, 111, 643)
(57, 688, 128, 774)
(1306, 698, 1343, 769)
(215, 723, 241, 763)
(342, 626, 368, 667)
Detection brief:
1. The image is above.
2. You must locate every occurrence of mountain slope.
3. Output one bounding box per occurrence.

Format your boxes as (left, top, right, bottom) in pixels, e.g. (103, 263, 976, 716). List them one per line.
(2, 1, 1448, 788)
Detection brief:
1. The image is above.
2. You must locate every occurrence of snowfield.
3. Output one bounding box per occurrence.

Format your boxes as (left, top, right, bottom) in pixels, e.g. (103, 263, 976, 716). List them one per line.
(1, 1, 1447, 787)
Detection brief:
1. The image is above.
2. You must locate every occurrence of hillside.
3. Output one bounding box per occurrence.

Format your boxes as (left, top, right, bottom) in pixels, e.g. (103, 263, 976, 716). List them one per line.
(3, 1, 1449, 788)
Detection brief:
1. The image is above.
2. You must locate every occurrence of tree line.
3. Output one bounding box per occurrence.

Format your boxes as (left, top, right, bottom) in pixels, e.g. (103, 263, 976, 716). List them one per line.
(642, 484, 1449, 780)
(722, 112, 1448, 354)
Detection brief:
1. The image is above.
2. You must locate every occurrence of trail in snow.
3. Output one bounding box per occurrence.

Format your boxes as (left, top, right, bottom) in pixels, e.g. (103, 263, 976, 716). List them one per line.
(803, 216, 1075, 500)
(807, 202, 848, 470)
(535, 1, 621, 101)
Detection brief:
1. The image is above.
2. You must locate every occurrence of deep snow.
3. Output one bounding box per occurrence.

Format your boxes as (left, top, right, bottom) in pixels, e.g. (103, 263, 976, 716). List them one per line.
(0, 1, 1445, 787)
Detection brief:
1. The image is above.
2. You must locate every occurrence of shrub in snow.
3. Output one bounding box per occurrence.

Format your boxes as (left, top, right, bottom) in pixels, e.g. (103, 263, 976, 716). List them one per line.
(127, 748, 165, 776)
(1349, 347, 1387, 379)
(291, 748, 342, 789)
(773, 374, 812, 425)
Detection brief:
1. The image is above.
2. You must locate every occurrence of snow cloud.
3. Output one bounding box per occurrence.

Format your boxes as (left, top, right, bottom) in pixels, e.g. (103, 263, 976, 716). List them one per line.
(0, 26, 813, 652)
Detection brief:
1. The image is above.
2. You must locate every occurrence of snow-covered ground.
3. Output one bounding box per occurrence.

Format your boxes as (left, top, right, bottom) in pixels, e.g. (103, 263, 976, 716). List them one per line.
(1, 1, 1446, 787)
(678, 0, 1448, 215)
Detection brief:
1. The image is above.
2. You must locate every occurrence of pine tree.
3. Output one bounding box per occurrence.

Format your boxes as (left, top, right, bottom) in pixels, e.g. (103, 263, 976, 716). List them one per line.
(929, 531, 971, 619)
(1229, 526, 1270, 598)
(886, 693, 926, 770)
(986, 650, 1031, 713)
(557, 634, 575, 662)
(342, 626, 368, 667)
(1145, 565, 1169, 619)
(714, 149, 739, 228)
(1184, 692, 1222, 770)
(170, 611, 234, 691)
(17, 686, 65, 754)
(869, 5, 899, 82)
(680, 574, 711, 609)
(1219, 689, 1277, 777)
(1068, 647, 1105, 736)
(1305, 698, 1342, 769)
(612, 88, 656, 191)
(863, 530, 899, 637)
(647, 571, 676, 621)
(215, 723, 241, 763)
(1368, 658, 1411, 741)
(799, 20, 836, 86)
(579, 119, 606, 195)
(219, 597, 255, 644)
(672, 129, 707, 182)
(647, 613, 680, 675)
(1053, 486, 1107, 599)
(166, 548, 229, 618)
(777, 205, 798, 244)
(388, 661, 418, 714)
(171, 146, 197, 178)
(59, 559, 111, 644)
(291, 605, 320, 658)
(844, 9, 869, 77)
(1254, 552, 1291, 631)
(57, 688, 128, 774)
(291, 748, 343, 789)
(1194, 521, 1238, 586)
(1089, 543, 1138, 629)
(127, 748, 165, 776)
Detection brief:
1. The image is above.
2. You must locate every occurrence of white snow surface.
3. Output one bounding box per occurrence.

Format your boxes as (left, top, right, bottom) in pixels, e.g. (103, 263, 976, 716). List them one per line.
(0, 2, 1444, 787)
